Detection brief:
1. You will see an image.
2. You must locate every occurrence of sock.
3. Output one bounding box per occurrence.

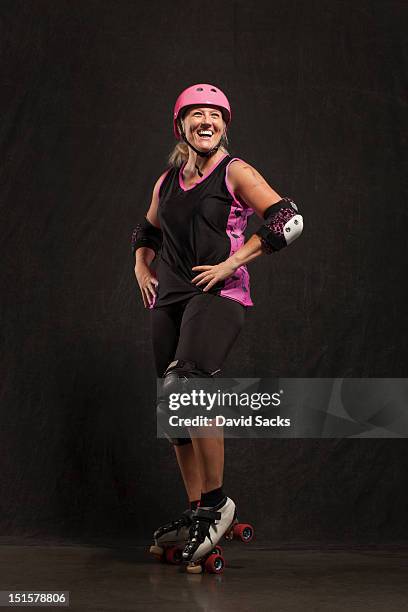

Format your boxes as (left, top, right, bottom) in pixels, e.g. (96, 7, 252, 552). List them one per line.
(200, 486, 225, 508)
(189, 500, 200, 510)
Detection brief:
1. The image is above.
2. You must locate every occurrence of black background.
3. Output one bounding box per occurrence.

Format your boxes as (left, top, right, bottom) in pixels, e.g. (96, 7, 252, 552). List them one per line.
(1, 0, 407, 543)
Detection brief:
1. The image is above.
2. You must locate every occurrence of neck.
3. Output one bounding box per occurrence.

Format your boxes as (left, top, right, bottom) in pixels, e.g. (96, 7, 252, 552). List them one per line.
(184, 149, 225, 177)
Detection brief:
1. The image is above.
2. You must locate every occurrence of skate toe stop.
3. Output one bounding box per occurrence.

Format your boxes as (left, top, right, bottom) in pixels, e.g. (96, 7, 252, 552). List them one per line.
(186, 563, 203, 574)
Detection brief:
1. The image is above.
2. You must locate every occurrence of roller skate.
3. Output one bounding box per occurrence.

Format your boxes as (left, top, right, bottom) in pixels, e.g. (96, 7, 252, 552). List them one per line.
(149, 508, 195, 565)
(182, 497, 254, 574)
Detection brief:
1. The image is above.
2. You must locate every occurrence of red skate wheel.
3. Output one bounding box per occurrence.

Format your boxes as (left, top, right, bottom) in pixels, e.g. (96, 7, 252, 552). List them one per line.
(204, 553, 225, 574)
(165, 546, 182, 564)
(233, 523, 254, 542)
(212, 545, 223, 556)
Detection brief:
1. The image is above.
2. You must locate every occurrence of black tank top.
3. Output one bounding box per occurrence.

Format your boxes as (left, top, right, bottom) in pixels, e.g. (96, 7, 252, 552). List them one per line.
(151, 154, 254, 308)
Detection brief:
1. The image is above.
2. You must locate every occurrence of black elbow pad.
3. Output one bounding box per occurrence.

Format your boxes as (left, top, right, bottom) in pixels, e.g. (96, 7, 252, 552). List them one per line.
(131, 218, 163, 256)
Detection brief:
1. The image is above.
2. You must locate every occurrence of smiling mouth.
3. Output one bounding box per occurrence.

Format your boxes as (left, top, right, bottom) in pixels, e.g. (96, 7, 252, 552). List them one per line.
(196, 130, 214, 140)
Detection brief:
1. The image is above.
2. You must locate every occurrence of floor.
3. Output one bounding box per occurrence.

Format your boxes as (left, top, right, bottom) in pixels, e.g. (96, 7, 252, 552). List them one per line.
(1, 542, 407, 611)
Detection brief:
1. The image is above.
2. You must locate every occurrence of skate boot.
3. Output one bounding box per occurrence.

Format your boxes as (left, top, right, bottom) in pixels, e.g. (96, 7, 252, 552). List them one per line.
(182, 497, 236, 570)
(149, 508, 194, 564)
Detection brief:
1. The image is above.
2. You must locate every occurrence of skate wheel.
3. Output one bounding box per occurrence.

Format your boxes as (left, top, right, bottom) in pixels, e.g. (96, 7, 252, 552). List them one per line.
(165, 546, 182, 564)
(233, 523, 254, 542)
(204, 553, 225, 574)
(149, 544, 165, 561)
(186, 562, 203, 574)
(211, 545, 223, 556)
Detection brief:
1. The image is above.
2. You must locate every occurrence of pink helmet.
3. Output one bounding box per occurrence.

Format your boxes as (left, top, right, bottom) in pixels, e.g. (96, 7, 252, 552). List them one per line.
(173, 83, 231, 140)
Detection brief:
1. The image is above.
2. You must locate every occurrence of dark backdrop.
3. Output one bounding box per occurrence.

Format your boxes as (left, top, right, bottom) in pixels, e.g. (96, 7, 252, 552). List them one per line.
(1, 0, 407, 544)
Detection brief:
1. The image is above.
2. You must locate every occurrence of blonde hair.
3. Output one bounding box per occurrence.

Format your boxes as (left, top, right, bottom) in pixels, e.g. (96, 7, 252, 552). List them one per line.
(168, 114, 230, 167)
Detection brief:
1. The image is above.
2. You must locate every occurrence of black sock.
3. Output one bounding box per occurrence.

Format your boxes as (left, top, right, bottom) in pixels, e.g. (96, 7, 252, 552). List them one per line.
(189, 500, 200, 510)
(200, 486, 225, 508)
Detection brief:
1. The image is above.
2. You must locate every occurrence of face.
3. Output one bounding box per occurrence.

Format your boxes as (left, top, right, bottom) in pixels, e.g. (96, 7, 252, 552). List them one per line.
(182, 106, 225, 151)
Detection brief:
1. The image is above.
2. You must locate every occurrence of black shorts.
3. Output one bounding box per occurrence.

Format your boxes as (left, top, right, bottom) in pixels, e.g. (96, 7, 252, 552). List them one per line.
(150, 294, 246, 377)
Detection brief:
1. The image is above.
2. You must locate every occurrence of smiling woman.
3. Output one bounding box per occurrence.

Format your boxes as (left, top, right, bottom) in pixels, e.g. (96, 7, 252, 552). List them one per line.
(169, 89, 230, 169)
(131, 82, 303, 573)
(168, 115, 228, 171)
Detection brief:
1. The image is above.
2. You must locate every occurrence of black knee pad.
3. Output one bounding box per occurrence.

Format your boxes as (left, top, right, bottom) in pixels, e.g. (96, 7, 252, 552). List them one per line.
(163, 359, 220, 383)
(172, 437, 193, 446)
(157, 359, 220, 446)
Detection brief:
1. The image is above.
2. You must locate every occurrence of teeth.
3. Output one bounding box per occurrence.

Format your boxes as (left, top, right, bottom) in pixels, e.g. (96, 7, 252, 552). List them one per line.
(197, 130, 213, 136)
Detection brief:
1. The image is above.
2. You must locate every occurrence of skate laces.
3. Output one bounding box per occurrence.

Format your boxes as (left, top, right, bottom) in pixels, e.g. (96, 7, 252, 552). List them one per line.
(186, 508, 221, 549)
(155, 509, 193, 538)
(171, 509, 193, 533)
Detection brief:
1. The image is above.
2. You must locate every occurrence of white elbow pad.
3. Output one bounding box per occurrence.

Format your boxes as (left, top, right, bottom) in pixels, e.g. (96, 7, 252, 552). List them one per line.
(256, 198, 303, 253)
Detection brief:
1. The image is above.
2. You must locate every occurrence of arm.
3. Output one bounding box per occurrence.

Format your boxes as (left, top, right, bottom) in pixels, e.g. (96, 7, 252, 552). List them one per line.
(227, 160, 303, 266)
(192, 161, 303, 291)
(226, 161, 283, 269)
(132, 172, 167, 308)
(132, 171, 165, 266)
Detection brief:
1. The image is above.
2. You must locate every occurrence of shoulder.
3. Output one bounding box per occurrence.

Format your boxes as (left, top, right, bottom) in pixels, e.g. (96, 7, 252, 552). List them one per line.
(151, 168, 174, 202)
(154, 168, 172, 192)
(226, 158, 265, 191)
(225, 158, 246, 189)
(226, 158, 267, 199)
(146, 169, 173, 227)
(225, 158, 283, 217)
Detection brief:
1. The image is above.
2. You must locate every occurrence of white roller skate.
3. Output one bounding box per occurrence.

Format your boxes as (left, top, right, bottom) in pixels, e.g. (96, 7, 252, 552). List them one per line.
(182, 497, 254, 574)
(149, 508, 195, 564)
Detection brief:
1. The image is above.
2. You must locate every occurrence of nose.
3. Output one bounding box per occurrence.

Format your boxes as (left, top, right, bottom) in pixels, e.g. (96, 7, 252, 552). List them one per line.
(200, 111, 214, 126)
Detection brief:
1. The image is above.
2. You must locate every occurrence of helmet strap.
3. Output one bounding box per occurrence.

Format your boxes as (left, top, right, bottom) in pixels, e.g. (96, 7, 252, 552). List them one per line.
(180, 129, 221, 158)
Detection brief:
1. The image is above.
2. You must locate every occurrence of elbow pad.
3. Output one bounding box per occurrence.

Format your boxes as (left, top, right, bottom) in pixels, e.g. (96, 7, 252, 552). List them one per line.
(255, 197, 303, 253)
(131, 218, 163, 256)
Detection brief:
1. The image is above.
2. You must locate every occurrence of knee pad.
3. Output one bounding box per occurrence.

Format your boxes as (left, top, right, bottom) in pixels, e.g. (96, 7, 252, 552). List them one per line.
(172, 437, 193, 446)
(157, 359, 219, 445)
(163, 359, 220, 391)
(256, 197, 303, 253)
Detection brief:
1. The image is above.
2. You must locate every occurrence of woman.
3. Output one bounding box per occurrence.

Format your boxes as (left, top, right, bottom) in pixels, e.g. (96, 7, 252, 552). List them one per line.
(132, 84, 303, 569)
